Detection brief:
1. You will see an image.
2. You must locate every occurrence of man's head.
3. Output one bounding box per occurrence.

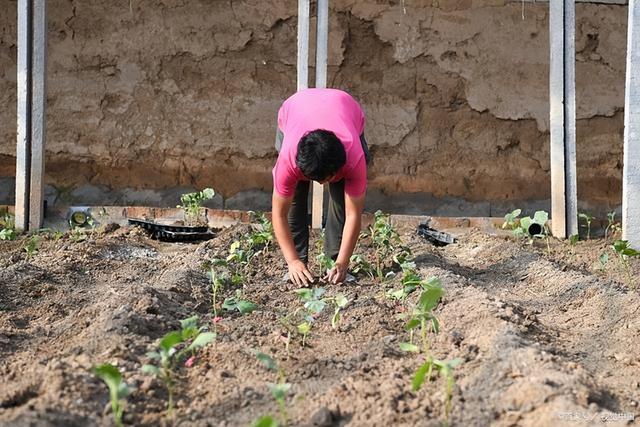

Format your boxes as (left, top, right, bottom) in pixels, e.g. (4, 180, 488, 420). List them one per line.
(296, 129, 346, 182)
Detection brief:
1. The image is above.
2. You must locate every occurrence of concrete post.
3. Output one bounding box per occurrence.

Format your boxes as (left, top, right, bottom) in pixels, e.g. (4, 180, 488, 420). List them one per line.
(312, 0, 329, 229)
(15, 0, 46, 231)
(549, 0, 577, 238)
(297, 0, 309, 91)
(623, 0, 640, 248)
(29, 0, 47, 230)
(15, 0, 31, 231)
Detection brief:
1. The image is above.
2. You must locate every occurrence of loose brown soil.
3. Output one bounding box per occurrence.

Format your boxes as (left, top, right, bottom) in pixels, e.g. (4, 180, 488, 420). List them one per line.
(0, 222, 639, 427)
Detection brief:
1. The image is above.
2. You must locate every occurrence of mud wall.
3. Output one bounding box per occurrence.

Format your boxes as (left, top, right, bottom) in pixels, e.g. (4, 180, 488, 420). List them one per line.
(0, 0, 628, 215)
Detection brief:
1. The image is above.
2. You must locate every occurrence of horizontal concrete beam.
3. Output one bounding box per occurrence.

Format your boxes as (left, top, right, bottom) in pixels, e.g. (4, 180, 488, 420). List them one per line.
(512, 0, 627, 4)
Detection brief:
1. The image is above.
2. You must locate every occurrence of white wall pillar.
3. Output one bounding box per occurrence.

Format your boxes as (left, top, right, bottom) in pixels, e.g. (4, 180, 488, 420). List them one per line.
(15, 0, 47, 231)
(549, 0, 578, 238)
(297, 0, 309, 91)
(623, 0, 640, 248)
(311, 0, 329, 229)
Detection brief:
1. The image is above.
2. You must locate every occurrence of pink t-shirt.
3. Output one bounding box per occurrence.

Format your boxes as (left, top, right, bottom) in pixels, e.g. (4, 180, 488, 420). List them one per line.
(272, 88, 367, 198)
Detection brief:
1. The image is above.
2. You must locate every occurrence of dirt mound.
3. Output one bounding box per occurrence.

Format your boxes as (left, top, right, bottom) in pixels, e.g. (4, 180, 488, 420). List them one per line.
(0, 225, 638, 426)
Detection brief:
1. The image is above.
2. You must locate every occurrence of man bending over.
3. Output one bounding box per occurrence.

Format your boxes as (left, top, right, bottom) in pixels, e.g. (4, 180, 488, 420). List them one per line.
(272, 88, 371, 286)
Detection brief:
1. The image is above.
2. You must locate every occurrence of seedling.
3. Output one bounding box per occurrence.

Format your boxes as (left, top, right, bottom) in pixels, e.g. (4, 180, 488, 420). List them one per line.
(604, 211, 621, 240)
(291, 287, 349, 345)
(222, 289, 257, 314)
(349, 254, 374, 279)
(412, 358, 462, 427)
(387, 262, 436, 301)
(567, 234, 579, 263)
(611, 240, 639, 289)
(177, 187, 215, 226)
(142, 316, 215, 417)
(252, 415, 279, 427)
(92, 363, 130, 427)
(248, 211, 274, 251)
(252, 351, 291, 426)
(502, 209, 521, 231)
(204, 258, 228, 319)
(369, 210, 403, 282)
(24, 235, 39, 259)
(578, 212, 595, 240)
(598, 252, 609, 272)
(400, 278, 444, 355)
(0, 213, 17, 241)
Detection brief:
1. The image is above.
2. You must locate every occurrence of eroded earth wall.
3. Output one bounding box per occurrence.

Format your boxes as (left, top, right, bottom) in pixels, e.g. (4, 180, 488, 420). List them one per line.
(0, 0, 628, 215)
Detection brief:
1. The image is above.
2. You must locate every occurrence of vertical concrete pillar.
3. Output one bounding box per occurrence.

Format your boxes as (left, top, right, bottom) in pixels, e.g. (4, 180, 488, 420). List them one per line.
(623, 0, 640, 248)
(29, 0, 47, 230)
(15, 0, 32, 231)
(15, 0, 46, 231)
(297, 0, 309, 91)
(549, 0, 577, 238)
(312, 0, 329, 229)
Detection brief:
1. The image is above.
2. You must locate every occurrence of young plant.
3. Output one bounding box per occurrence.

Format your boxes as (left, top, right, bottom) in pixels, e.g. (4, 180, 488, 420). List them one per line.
(204, 258, 228, 319)
(177, 187, 215, 226)
(611, 240, 639, 289)
(400, 278, 444, 355)
(604, 211, 621, 240)
(349, 254, 374, 279)
(412, 358, 462, 427)
(598, 252, 609, 272)
(24, 235, 39, 259)
(222, 289, 257, 315)
(292, 287, 348, 345)
(226, 239, 254, 285)
(387, 261, 436, 301)
(369, 210, 403, 282)
(248, 211, 274, 251)
(92, 363, 130, 427)
(502, 209, 522, 231)
(142, 316, 215, 417)
(252, 351, 291, 426)
(578, 212, 595, 240)
(0, 213, 17, 241)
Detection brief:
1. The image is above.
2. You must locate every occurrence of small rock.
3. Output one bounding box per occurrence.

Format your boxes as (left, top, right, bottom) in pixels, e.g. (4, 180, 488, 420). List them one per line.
(311, 406, 333, 426)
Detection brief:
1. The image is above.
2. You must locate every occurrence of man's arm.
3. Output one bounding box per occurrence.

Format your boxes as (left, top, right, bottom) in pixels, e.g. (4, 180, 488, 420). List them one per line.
(272, 190, 314, 286)
(326, 193, 365, 284)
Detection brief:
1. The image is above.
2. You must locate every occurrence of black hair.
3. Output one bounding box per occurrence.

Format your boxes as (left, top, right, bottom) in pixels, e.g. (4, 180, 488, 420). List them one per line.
(296, 129, 346, 181)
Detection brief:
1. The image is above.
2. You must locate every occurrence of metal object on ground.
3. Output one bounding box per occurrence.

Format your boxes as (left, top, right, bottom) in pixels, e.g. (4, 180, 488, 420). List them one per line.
(67, 207, 92, 227)
(128, 218, 215, 242)
(417, 220, 457, 246)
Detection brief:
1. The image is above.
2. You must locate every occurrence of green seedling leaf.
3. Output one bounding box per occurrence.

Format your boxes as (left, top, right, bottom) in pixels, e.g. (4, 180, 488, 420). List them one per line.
(418, 286, 444, 312)
(159, 331, 183, 352)
(399, 342, 420, 352)
(405, 318, 421, 331)
(533, 210, 549, 225)
(252, 415, 279, 427)
(599, 252, 609, 267)
(141, 364, 161, 376)
(331, 309, 341, 329)
(334, 294, 348, 308)
(569, 234, 579, 245)
(297, 322, 311, 335)
(268, 383, 291, 401)
(252, 350, 278, 372)
(305, 299, 326, 314)
(421, 276, 442, 290)
(93, 363, 129, 427)
(431, 316, 440, 334)
(187, 332, 215, 352)
(222, 296, 257, 314)
(412, 360, 432, 391)
(180, 315, 199, 331)
(295, 288, 313, 301)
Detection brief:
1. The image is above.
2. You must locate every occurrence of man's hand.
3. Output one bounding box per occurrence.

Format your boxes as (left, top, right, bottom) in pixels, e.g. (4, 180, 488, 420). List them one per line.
(287, 259, 315, 287)
(326, 261, 348, 284)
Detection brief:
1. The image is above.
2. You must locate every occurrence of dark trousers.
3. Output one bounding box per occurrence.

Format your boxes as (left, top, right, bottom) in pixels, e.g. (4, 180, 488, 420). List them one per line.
(289, 180, 345, 263)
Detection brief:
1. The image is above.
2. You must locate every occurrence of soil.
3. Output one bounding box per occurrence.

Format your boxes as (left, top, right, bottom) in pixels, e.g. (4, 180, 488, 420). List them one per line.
(0, 221, 639, 427)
